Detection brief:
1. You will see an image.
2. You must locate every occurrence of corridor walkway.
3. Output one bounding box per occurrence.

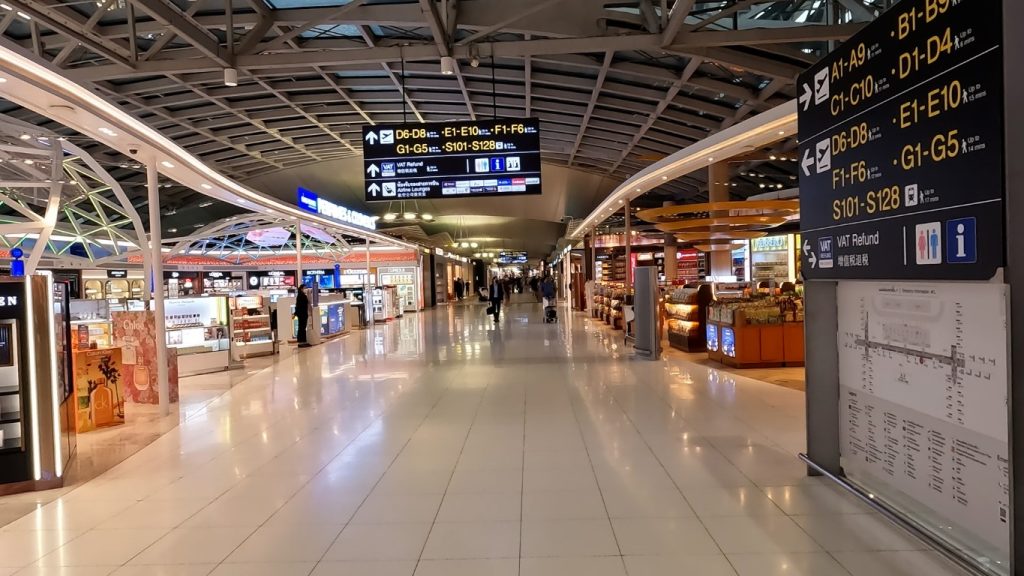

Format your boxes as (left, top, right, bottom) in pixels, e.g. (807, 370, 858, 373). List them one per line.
(0, 305, 965, 576)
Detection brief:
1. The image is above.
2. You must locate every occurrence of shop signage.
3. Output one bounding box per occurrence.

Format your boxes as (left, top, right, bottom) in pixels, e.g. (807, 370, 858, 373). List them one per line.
(362, 118, 542, 201)
(303, 269, 329, 276)
(106, 269, 128, 279)
(297, 187, 376, 230)
(798, 0, 1003, 280)
(751, 236, 788, 252)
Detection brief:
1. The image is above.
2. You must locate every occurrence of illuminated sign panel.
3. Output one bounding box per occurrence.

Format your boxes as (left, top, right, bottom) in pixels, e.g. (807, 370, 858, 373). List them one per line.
(498, 251, 528, 265)
(297, 187, 376, 230)
(362, 118, 542, 201)
(798, 0, 1003, 280)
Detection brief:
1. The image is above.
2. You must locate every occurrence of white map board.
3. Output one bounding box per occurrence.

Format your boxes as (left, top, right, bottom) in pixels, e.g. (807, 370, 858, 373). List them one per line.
(837, 281, 1010, 562)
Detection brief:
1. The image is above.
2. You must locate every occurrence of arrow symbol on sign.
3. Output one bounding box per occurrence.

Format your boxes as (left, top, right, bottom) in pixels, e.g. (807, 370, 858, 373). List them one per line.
(365, 131, 378, 144)
(801, 148, 814, 177)
(366, 164, 380, 177)
(799, 82, 812, 111)
(808, 251, 817, 268)
(367, 183, 380, 196)
(803, 240, 812, 257)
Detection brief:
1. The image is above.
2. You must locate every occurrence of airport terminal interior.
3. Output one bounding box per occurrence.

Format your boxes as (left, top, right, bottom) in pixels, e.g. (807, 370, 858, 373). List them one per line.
(0, 0, 1017, 575)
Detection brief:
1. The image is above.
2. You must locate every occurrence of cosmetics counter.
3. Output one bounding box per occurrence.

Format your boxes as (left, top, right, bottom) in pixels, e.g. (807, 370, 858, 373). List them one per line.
(163, 297, 231, 376)
(230, 295, 274, 359)
(276, 293, 352, 345)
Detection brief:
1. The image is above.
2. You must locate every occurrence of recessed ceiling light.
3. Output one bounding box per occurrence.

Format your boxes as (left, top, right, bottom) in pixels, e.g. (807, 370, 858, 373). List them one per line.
(16, 11, 29, 20)
(168, 228, 178, 233)
(778, 130, 785, 135)
(18, 133, 30, 140)
(421, 213, 434, 221)
(237, 198, 246, 203)
(0, 5, 11, 11)
(160, 160, 174, 168)
(383, 213, 397, 221)
(200, 183, 212, 190)
(23, 159, 33, 165)
(199, 200, 213, 207)
(98, 127, 117, 137)
(661, 176, 667, 180)
(403, 212, 416, 220)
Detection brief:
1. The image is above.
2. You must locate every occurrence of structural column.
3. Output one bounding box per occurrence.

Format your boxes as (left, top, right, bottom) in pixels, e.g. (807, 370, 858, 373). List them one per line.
(295, 219, 303, 286)
(663, 200, 678, 282)
(366, 238, 373, 326)
(584, 232, 594, 281)
(146, 164, 169, 417)
(708, 161, 733, 278)
(624, 199, 633, 290)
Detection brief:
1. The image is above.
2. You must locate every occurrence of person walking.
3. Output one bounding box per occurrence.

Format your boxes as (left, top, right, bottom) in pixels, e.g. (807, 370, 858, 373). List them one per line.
(489, 276, 504, 323)
(455, 277, 464, 301)
(541, 275, 556, 307)
(295, 284, 312, 348)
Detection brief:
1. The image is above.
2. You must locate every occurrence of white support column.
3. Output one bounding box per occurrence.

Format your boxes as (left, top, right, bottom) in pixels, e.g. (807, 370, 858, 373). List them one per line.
(624, 199, 633, 290)
(147, 164, 169, 417)
(366, 238, 373, 326)
(295, 219, 303, 286)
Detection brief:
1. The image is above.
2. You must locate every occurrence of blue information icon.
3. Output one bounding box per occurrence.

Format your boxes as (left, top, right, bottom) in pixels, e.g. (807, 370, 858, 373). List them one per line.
(946, 217, 977, 264)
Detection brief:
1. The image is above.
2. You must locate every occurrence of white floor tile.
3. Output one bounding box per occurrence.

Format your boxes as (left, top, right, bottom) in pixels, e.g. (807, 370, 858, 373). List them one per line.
(321, 523, 431, 561)
(520, 519, 619, 558)
(208, 563, 315, 576)
(521, 490, 606, 520)
(128, 527, 255, 565)
(349, 493, 443, 524)
(791, 514, 929, 552)
(520, 557, 627, 576)
(622, 554, 737, 576)
(702, 516, 821, 554)
(727, 552, 850, 576)
(13, 567, 117, 576)
(682, 486, 785, 518)
(436, 493, 521, 522)
(421, 521, 520, 559)
(223, 524, 343, 563)
(832, 551, 970, 576)
(763, 483, 870, 516)
(610, 517, 720, 556)
(110, 567, 214, 576)
(0, 530, 84, 568)
(309, 561, 415, 576)
(413, 559, 517, 576)
(37, 528, 168, 567)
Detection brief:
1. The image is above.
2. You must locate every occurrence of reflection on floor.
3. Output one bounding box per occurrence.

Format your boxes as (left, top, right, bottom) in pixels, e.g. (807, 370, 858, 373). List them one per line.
(0, 304, 966, 576)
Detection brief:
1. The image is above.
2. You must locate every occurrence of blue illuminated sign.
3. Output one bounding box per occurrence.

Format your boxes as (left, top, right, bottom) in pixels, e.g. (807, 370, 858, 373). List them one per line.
(296, 187, 376, 230)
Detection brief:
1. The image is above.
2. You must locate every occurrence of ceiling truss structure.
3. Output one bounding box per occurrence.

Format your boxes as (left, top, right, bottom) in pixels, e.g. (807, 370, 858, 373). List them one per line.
(166, 215, 356, 265)
(0, 0, 877, 209)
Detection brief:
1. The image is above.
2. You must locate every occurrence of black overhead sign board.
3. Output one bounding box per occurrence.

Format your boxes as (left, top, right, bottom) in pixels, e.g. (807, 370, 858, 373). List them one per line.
(798, 0, 1004, 280)
(362, 118, 542, 201)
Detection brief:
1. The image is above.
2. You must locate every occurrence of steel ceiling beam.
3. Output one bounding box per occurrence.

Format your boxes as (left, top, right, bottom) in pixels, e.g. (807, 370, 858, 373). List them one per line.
(661, 0, 695, 45)
(128, 0, 230, 65)
(359, 26, 426, 123)
(568, 51, 612, 166)
(65, 32, 810, 81)
(607, 56, 702, 174)
(4, 0, 134, 68)
(254, 0, 369, 54)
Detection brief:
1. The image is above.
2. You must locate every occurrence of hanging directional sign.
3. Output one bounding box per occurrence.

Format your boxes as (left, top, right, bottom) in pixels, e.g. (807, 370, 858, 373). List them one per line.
(798, 0, 1004, 280)
(362, 118, 543, 201)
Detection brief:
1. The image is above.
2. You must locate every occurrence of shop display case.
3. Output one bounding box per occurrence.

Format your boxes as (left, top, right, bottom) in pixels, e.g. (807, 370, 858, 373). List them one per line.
(706, 295, 804, 368)
(664, 285, 713, 352)
(230, 295, 273, 359)
(372, 286, 398, 321)
(70, 299, 113, 349)
(164, 297, 230, 375)
(318, 297, 350, 339)
(379, 268, 419, 311)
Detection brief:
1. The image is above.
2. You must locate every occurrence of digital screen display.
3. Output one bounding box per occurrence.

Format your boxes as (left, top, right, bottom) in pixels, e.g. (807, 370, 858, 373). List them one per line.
(362, 118, 542, 201)
(498, 251, 528, 265)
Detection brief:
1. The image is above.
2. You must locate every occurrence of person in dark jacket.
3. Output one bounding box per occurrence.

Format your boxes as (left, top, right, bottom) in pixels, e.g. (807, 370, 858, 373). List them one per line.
(489, 277, 504, 323)
(295, 284, 312, 347)
(541, 275, 556, 305)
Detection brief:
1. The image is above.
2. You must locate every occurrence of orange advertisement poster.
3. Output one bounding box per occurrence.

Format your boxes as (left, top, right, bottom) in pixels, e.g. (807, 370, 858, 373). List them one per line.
(73, 347, 125, 433)
(111, 311, 180, 405)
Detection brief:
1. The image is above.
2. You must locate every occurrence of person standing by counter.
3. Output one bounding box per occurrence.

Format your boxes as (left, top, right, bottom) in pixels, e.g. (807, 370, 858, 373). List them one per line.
(295, 285, 312, 348)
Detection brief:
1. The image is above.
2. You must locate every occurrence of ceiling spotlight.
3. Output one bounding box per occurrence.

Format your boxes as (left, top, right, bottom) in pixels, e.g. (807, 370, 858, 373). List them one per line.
(769, 155, 777, 160)
(200, 183, 212, 190)
(98, 127, 117, 137)
(224, 67, 238, 87)
(661, 176, 667, 180)
(18, 133, 30, 140)
(199, 200, 214, 208)
(707, 157, 714, 162)
(383, 213, 397, 221)
(759, 184, 765, 189)
(470, 242, 478, 248)
(440, 56, 456, 75)
(160, 160, 174, 168)
(168, 228, 178, 234)
(403, 212, 416, 220)
(23, 159, 33, 165)
(460, 242, 469, 248)
(421, 213, 434, 221)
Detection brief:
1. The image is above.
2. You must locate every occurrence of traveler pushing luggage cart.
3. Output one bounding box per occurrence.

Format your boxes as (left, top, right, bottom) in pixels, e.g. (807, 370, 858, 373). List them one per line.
(540, 275, 557, 323)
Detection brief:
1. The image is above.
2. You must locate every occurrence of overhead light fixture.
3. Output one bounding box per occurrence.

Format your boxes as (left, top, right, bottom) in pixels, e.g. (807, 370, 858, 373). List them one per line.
(16, 11, 29, 20)
(440, 56, 456, 75)
(168, 228, 178, 233)
(383, 213, 397, 221)
(19, 133, 30, 140)
(470, 242, 478, 248)
(460, 242, 469, 248)
(403, 212, 416, 220)
(421, 213, 434, 221)
(200, 183, 212, 190)
(23, 159, 34, 165)
(160, 160, 174, 168)
(199, 200, 213, 208)
(224, 68, 238, 87)
(98, 127, 117, 137)
(0, 4, 11, 10)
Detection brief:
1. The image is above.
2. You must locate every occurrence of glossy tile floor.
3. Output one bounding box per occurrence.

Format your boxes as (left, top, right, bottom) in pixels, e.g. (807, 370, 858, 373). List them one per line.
(0, 303, 968, 576)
